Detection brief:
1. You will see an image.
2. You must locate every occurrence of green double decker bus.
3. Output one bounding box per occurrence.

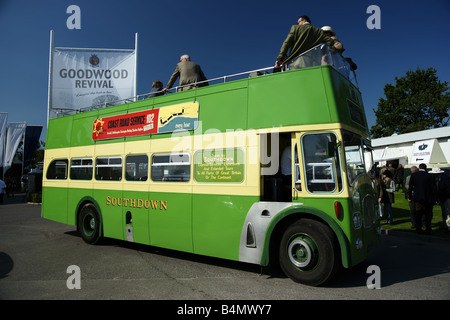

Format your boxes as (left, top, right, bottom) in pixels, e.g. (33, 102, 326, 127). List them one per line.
(42, 45, 380, 286)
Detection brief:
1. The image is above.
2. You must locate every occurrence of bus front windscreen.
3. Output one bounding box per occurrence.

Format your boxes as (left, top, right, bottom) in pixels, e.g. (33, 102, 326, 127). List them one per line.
(343, 131, 370, 185)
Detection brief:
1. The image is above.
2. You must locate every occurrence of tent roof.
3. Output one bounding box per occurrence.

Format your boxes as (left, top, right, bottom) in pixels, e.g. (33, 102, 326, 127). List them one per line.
(372, 127, 450, 147)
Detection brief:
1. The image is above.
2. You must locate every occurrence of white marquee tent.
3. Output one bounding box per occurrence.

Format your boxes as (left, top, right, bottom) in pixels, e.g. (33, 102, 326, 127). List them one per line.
(371, 127, 450, 168)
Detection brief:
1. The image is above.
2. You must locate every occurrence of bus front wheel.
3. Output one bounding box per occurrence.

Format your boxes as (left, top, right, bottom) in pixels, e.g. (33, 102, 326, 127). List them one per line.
(78, 203, 102, 245)
(279, 218, 339, 286)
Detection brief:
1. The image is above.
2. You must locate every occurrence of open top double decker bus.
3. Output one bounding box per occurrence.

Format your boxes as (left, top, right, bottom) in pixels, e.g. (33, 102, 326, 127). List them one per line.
(42, 45, 381, 286)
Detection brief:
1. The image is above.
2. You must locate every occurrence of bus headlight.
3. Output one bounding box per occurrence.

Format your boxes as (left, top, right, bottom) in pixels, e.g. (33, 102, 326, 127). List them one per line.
(352, 212, 362, 229)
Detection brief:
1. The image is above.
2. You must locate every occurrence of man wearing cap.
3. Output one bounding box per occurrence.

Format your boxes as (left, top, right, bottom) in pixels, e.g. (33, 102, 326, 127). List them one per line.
(275, 16, 334, 69)
(321, 26, 345, 54)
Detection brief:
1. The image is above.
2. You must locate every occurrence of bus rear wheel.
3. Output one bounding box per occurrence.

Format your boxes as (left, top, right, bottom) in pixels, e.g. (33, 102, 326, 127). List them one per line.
(279, 218, 339, 286)
(78, 203, 102, 245)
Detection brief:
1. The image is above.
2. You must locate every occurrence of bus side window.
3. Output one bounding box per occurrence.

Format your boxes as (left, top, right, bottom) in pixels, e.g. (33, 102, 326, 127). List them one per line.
(46, 159, 68, 180)
(125, 154, 148, 181)
(95, 157, 123, 181)
(151, 153, 190, 182)
(70, 158, 93, 180)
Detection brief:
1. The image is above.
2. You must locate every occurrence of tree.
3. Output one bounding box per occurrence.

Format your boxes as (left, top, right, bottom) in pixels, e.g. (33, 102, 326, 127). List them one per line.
(370, 67, 449, 138)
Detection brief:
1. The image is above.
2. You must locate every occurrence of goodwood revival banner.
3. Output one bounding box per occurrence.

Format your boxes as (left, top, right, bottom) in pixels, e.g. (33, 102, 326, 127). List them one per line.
(48, 31, 138, 120)
(51, 49, 136, 112)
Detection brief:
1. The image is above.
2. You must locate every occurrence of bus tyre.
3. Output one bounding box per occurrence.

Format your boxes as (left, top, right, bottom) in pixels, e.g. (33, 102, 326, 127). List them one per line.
(78, 204, 102, 245)
(279, 218, 339, 286)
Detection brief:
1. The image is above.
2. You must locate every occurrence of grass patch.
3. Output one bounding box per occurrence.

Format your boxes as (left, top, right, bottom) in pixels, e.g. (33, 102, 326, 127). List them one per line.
(380, 190, 450, 239)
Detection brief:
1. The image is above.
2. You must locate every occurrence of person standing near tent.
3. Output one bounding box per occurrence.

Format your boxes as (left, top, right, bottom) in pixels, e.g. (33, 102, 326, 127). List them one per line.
(394, 163, 405, 191)
(0, 179, 6, 204)
(405, 166, 418, 228)
(433, 167, 450, 231)
(379, 170, 395, 224)
(408, 163, 438, 234)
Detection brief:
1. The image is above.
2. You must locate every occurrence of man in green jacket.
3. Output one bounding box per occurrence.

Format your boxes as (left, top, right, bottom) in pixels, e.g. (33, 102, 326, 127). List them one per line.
(163, 54, 208, 92)
(275, 16, 334, 69)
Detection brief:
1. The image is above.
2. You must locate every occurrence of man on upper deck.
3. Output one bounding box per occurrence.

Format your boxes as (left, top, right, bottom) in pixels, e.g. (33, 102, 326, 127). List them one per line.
(275, 16, 334, 69)
(162, 54, 208, 92)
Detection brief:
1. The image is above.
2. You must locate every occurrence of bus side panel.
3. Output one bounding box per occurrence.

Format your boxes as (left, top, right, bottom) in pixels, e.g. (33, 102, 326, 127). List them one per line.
(326, 67, 369, 135)
(122, 189, 150, 245)
(45, 117, 73, 150)
(42, 186, 69, 225)
(299, 197, 351, 235)
(192, 194, 257, 261)
(195, 86, 248, 133)
(71, 115, 99, 147)
(94, 188, 124, 241)
(67, 186, 93, 226)
(148, 191, 193, 253)
(247, 69, 331, 130)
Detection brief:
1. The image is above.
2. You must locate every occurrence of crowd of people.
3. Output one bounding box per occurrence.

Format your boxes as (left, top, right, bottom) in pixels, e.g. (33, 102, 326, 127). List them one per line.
(0, 175, 29, 204)
(372, 162, 450, 235)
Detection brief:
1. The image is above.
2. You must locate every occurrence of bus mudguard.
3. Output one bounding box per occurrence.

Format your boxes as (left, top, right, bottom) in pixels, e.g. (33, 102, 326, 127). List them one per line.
(239, 202, 351, 268)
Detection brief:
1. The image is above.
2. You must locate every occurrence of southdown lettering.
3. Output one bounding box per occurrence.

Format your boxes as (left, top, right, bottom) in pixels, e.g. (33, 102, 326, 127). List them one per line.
(106, 196, 167, 210)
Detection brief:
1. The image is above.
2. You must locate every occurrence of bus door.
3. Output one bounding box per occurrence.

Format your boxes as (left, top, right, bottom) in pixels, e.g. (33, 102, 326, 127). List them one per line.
(262, 132, 302, 202)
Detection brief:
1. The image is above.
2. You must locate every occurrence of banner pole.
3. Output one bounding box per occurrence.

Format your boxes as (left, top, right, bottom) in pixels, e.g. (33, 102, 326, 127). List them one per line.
(21, 124, 26, 179)
(47, 30, 54, 126)
(0, 113, 7, 178)
(134, 33, 138, 101)
(1, 113, 6, 181)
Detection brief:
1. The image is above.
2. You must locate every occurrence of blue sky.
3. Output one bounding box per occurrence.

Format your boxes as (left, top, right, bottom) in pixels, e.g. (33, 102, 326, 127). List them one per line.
(0, 0, 449, 141)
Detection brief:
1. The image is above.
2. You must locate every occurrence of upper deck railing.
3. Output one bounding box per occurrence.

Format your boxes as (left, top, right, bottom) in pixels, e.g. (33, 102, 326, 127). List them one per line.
(50, 45, 357, 118)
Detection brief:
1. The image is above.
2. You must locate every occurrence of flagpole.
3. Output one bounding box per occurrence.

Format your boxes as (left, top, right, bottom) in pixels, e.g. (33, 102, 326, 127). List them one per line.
(21, 125, 26, 179)
(0, 113, 7, 180)
(134, 33, 138, 101)
(47, 30, 54, 126)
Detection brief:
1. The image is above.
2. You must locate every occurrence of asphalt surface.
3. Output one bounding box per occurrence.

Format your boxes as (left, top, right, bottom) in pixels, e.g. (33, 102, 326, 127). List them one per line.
(1, 195, 449, 303)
